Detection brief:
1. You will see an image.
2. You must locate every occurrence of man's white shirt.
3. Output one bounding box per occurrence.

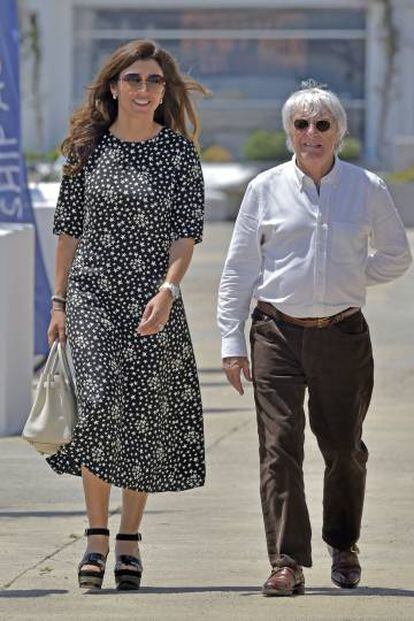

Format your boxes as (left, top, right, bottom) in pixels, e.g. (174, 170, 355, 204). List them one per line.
(217, 156, 412, 358)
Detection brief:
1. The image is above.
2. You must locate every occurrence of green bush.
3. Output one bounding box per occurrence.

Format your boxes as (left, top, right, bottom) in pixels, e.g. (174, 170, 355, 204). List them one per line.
(340, 137, 361, 161)
(24, 148, 60, 165)
(385, 166, 414, 183)
(201, 144, 232, 163)
(243, 130, 290, 161)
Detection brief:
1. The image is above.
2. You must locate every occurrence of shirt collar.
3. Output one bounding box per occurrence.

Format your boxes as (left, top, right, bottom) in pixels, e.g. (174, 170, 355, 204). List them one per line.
(291, 154, 342, 191)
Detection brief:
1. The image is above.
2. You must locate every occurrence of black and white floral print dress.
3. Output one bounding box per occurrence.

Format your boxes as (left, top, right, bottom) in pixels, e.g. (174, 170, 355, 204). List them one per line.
(46, 127, 205, 492)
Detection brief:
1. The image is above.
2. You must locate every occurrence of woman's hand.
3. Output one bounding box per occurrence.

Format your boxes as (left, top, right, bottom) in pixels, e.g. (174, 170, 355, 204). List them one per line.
(47, 310, 67, 347)
(222, 356, 252, 395)
(137, 290, 173, 336)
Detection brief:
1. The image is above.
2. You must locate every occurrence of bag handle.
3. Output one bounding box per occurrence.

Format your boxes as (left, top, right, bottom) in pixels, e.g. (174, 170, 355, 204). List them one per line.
(57, 342, 76, 395)
(41, 340, 59, 378)
(41, 340, 76, 395)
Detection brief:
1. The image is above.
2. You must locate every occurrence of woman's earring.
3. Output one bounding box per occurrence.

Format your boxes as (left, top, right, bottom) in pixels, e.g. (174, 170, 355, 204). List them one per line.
(160, 98, 163, 105)
(113, 93, 118, 100)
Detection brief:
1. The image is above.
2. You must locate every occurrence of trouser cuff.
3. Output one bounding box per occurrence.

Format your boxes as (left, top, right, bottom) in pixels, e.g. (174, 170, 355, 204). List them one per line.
(272, 554, 303, 568)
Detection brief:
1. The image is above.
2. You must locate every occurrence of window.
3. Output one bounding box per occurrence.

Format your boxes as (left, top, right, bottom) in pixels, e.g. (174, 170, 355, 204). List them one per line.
(74, 7, 366, 157)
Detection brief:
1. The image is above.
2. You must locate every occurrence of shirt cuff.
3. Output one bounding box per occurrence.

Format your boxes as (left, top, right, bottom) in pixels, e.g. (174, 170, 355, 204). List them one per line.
(221, 332, 248, 359)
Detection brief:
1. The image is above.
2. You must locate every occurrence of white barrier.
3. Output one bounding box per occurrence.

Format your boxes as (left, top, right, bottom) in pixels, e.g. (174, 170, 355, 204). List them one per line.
(33, 203, 56, 287)
(0, 224, 34, 436)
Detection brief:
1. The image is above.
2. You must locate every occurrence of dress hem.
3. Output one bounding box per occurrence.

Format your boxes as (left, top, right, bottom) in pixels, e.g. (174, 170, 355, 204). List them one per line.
(46, 452, 205, 493)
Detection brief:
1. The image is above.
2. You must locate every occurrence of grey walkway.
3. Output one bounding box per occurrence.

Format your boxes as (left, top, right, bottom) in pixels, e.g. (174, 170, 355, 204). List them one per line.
(1, 224, 414, 621)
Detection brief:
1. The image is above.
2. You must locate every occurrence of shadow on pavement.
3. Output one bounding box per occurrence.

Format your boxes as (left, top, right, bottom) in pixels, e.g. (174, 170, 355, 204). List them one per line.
(200, 382, 229, 387)
(84, 586, 260, 595)
(242, 586, 414, 598)
(83, 585, 414, 597)
(305, 586, 414, 597)
(0, 509, 180, 518)
(2, 585, 413, 598)
(0, 586, 259, 597)
(204, 408, 252, 414)
(0, 589, 68, 598)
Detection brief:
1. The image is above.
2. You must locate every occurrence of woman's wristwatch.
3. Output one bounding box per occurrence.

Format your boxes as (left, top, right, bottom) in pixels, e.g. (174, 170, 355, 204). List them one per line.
(159, 281, 181, 300)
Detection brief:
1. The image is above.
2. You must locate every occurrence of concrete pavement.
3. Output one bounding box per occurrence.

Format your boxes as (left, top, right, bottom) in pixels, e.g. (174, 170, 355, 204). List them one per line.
(1, 223, 414, 620)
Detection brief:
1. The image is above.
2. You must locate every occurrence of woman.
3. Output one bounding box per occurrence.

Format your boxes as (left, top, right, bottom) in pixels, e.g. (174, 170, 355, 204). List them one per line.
(47, 39, 208, 590)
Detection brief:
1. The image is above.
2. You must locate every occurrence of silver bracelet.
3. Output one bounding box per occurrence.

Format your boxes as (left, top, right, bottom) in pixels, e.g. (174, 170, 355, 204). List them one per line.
(51, 294, 67, 304)
(50, 308, 66, 316)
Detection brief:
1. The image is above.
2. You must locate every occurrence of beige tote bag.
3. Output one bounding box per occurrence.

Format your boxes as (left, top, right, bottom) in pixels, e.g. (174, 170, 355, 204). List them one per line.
(22, 340, 78, 455)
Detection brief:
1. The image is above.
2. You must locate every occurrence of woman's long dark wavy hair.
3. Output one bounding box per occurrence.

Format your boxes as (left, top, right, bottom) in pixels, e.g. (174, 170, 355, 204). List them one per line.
(62, 40, 210, 175)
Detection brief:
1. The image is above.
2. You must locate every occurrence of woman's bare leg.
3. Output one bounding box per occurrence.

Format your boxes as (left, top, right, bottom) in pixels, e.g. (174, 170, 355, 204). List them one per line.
(116, 490, 148, 567)
(81, 466, 111, 568)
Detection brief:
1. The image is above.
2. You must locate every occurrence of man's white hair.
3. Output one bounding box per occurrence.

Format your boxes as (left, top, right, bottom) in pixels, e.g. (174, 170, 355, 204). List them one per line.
(282, 85, 348, 153)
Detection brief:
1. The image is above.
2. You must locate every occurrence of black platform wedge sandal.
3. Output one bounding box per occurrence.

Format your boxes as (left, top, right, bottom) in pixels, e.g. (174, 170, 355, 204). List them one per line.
(78, 527, 110, 589)
(114, 532, 143, 591)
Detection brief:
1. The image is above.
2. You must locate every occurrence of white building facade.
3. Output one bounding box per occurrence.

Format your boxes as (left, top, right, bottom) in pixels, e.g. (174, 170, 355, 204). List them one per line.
(19, 0, 414, 168)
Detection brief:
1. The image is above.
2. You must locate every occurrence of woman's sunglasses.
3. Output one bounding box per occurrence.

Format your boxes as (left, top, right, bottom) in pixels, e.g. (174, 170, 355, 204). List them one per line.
(119, 73, 166, 92)
(293, 118, 332, 132)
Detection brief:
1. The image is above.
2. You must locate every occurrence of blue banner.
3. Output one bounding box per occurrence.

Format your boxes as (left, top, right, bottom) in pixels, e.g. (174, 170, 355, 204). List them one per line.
(0, 0, 51, 354)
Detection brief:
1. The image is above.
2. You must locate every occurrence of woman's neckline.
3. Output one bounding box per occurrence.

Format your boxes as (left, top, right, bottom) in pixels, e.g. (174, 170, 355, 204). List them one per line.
(107, 125, 167, 145)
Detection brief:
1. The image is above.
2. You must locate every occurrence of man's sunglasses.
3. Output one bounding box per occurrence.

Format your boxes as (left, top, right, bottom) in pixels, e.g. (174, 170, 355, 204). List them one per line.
(293, 118, 332, 132)
(119, 73, 166, 91)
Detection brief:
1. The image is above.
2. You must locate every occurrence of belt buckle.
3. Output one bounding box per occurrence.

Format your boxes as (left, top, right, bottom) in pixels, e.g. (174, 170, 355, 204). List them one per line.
(317, 317, 327, 328)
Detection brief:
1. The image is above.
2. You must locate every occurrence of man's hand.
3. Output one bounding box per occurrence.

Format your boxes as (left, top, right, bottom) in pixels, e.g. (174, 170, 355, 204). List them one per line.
(222, 356, 252, 395)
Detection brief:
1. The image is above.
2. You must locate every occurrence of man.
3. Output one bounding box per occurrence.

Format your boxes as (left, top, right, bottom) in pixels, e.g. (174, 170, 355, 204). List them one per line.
(217, 81, 412, 596)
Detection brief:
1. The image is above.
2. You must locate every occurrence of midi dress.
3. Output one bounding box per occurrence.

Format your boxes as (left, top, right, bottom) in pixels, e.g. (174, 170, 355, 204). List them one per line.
(46, 127, 205, 492)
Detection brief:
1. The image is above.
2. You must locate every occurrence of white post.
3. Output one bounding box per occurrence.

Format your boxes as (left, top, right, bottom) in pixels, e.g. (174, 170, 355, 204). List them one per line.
(32, 201, 57, 287)
(365, 1, 385, 167)
(0, 224, 34, 436)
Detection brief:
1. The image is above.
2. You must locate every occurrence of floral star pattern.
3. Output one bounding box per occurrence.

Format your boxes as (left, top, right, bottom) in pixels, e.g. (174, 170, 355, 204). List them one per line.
(46, 127, 205, 492)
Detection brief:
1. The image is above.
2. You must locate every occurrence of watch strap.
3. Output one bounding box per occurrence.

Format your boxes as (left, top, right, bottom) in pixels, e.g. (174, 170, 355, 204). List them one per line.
(159, 281, 180, 300)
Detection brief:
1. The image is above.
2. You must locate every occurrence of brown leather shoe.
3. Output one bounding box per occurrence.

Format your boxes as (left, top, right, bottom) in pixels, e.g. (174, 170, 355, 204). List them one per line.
(262, 565, 305, 596)
(330, 545, 361, 589)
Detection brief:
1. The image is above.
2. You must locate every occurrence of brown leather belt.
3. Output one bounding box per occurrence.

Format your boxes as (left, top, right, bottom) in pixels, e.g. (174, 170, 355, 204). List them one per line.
(257, 300, 360, 329)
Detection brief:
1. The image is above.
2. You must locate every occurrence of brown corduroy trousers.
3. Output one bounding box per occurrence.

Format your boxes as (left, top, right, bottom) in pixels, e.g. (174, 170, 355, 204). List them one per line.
(250, 306, 374, 568)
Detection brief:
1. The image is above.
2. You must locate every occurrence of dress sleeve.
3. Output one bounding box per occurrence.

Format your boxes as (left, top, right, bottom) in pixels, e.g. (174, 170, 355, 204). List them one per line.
(171, 141, 204, 245)
(53, 162, 85, 238)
